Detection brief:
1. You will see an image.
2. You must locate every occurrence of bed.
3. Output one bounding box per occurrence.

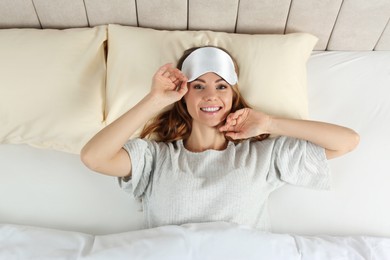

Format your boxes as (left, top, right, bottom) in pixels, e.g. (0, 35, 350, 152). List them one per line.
(1, 0, 390, 259)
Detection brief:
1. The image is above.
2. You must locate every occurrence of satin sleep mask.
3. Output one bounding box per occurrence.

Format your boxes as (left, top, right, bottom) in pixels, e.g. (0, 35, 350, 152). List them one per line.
(181, 47, 238, 85)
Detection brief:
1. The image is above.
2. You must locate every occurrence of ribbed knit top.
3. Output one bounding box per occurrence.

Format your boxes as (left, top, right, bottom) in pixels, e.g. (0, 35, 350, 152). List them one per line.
(119, 136, 330, 230)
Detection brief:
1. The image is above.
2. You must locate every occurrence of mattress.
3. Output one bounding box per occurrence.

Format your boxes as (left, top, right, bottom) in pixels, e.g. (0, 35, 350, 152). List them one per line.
(0, 51, 390, 237)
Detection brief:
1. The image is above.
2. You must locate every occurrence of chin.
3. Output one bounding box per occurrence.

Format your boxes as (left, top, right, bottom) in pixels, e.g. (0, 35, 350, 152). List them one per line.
(204, 119, 225, 129)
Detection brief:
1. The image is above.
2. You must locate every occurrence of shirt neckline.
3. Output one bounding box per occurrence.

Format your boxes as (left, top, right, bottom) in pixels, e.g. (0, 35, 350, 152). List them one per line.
(176, 139, 234, 154)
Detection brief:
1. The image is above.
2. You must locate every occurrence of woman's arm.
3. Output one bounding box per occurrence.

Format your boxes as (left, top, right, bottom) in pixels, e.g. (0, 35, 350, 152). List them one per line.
(266, 117, 360, 159)
(219, 108, 359, 159)
(81, 64, 188, 177)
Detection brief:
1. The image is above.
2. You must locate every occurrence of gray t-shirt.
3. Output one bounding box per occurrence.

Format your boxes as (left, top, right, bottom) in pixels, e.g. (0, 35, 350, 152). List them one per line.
(119, 136, 330, 230)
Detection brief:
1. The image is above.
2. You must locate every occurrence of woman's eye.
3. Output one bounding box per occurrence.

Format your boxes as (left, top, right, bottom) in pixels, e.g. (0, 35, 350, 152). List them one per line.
(217, 84, 228, 90)
(193, 84, 204, 89)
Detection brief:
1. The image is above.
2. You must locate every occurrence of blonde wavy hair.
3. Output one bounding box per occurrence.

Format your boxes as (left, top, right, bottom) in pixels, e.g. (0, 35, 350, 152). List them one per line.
(140, 46, 269, 143)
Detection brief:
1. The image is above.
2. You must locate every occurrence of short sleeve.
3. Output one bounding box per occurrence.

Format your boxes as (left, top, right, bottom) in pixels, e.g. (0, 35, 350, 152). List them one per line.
(118, 138, 154, 198)
(268, 136, 331, 190)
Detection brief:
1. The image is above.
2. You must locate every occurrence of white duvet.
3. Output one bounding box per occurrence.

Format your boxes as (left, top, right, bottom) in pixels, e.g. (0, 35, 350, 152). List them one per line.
(1, 222, 389, 260)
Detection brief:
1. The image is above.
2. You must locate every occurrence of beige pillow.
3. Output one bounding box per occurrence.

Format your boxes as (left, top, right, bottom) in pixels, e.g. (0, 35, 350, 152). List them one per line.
(106, 24, 317, 135)
(0, 26, 107, 154)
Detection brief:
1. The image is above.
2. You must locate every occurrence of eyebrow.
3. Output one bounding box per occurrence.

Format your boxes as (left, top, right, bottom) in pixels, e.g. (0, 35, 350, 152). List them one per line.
(193, 78, 226, 83)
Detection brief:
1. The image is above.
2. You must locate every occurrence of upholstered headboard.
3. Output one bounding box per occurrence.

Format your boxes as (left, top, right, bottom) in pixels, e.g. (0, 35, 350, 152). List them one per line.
(0, 0, 389, 51)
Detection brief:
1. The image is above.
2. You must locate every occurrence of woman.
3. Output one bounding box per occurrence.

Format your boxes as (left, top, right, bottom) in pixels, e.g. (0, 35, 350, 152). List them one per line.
(81, 46, 359, 230)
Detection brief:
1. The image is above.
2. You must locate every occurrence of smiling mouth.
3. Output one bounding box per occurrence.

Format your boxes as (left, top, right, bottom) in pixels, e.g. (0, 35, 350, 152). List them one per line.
(200, 106, 222, 112)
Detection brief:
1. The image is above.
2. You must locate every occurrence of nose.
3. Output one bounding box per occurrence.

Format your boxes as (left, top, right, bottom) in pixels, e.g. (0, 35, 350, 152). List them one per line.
(202, 87, 217, 101)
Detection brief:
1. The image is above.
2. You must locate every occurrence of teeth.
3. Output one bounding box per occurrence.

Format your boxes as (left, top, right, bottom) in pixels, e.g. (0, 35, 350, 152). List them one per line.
(201, 107, 221, 112)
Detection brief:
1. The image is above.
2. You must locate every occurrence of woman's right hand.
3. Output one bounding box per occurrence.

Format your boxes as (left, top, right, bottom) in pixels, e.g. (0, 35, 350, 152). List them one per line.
(150, 63, 188, 107)
(81, 64, 188, 178)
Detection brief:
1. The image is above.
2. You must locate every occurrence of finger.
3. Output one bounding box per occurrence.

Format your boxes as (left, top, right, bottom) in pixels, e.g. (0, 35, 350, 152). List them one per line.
(219, 120, 231, 131)
(168, 74, 177, 82)
(163, 71, 171, 78)
(232, 109, 246, 120)
(156, 63, 172, 76)
(165, 68, 184, 83)
(171, 68, 187, 81)
(219, 124, 228, 132)
(226, 117, 239, 129)
(225, 113, 236, 123)
(235, 115, 245, 126)
(177, 80, 188, 96)
(219, 123, 236, 132)
(172, 78, 180, 85)
(233, 109, 249, 127)
(226, 109, 244, 123)
(219, 123, 227, 132)
(225, 131, 243, 140)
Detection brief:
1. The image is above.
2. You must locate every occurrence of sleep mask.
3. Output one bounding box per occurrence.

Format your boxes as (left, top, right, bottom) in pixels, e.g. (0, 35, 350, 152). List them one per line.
(181, 47, 238, 85)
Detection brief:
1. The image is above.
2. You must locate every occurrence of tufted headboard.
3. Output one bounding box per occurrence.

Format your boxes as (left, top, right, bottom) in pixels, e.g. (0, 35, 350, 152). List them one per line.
(0, 0, 389, 51)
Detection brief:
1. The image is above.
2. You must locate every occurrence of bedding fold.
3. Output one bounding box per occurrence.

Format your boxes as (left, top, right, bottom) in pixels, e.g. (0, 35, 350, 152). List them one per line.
(1, 222, 389, 260)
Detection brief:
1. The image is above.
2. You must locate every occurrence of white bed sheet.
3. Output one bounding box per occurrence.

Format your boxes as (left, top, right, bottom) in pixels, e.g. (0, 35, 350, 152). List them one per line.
(269, 51, 390, 236)
(1, 222, 390, 260)
(1, 51, 390, 237)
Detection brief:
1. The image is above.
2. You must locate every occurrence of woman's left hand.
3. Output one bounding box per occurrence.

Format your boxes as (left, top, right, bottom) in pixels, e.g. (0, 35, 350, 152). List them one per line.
(219, 108, 271, 139)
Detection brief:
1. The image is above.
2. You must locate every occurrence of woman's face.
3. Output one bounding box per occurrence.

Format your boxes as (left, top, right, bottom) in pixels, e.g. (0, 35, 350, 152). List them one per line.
(184, 72, 233, 128)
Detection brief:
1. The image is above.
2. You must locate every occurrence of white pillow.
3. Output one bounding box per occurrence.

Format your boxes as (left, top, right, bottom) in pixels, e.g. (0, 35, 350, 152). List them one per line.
(106, 24, 317, 135)
(0, 26, 107, 154)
